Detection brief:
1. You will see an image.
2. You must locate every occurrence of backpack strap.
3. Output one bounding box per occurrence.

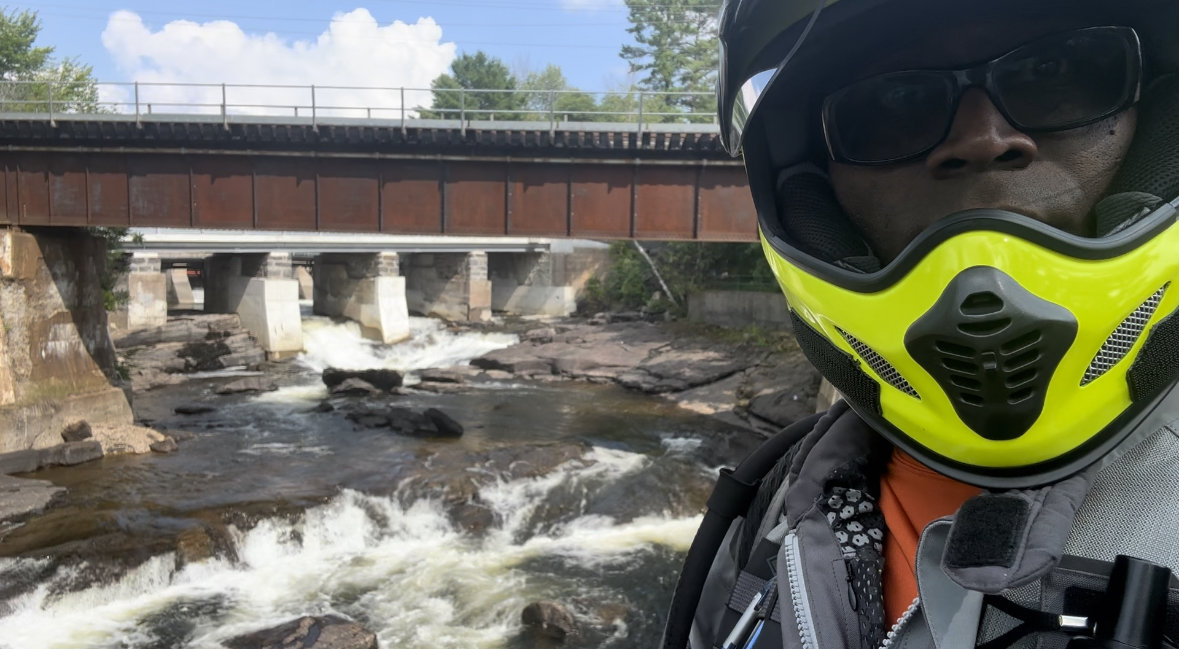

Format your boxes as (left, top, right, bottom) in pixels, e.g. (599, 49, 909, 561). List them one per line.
(660, 411, 826, 649)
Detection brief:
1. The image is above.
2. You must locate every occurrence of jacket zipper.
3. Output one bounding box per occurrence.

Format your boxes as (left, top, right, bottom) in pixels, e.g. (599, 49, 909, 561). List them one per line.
(878, 597, 920, 649)
(782, 532, 820, 649)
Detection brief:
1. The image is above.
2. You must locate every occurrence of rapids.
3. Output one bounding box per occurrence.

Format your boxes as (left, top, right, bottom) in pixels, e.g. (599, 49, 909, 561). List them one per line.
(0, 315, 761, 649)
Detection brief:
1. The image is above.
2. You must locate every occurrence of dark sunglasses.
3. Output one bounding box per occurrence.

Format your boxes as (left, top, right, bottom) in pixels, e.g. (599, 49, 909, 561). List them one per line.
(821, 26, 1143, 166)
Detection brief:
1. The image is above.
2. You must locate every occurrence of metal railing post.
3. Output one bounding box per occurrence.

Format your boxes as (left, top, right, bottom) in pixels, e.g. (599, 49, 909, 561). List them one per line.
(47, 81, 54, 125)
(221, 82, 227, 128)
(548, 89, 555, 137)
(637, 91, 644, 133)
(459, 88, 466, 137)
(311, 84, 317, 129)
(134, 81, 141, 126)
(400, 87, 406, 136)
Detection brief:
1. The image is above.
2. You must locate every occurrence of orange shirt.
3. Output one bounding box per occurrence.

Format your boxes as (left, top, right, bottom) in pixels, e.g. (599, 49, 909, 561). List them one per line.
(878, 449, 981, 625)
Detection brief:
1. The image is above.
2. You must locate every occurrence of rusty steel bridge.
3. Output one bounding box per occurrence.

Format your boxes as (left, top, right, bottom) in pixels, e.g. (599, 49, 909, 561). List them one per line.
(0, 82, 756, 241)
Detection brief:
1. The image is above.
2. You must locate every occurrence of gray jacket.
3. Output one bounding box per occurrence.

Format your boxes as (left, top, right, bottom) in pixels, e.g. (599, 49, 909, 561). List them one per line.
(691, 390, 1179, 649)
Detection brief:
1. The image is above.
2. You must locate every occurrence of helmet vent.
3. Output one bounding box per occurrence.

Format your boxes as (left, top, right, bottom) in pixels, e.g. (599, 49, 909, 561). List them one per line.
(836, 327, 920, 399)
(1081, 284, 1169, 386)
(960, 291, 1004, 315)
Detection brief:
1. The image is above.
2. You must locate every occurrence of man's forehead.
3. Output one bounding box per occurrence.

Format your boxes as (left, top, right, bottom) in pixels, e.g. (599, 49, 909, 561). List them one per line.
(855, 16, 1113, 78)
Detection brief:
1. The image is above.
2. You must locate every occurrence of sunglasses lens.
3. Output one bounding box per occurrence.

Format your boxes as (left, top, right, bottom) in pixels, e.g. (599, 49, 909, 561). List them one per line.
(993, 30, 1136, 129)
(826, 72, 955, 164)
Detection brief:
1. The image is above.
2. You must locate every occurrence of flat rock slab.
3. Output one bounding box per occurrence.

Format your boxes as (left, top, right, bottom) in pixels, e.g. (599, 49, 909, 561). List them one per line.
(0, 475, 65, 522)
(223, 615, 378, 649)
(216, 378, 278, 395)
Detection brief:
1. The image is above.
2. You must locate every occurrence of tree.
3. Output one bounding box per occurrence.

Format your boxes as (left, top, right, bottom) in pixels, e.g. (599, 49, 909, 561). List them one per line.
(424, 51, 526, 121)
(0, 7, 101, 113)
(518, 64, 600, 122)
(619, 0, 719, 122)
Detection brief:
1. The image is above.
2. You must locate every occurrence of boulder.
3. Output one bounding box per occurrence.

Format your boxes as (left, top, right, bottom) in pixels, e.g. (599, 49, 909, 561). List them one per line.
(521, 327, 557, 344)
(0, 475, 65, 522)
(386, 407, 439, 437)
(215, 378, 278, 395)
(61, 420, 93, 443)
(112, 314, 242, 349)
(90, 424, 168, 455)
(179, 332, 266, 371)
(150, 437, 178, 453)
(130, 368, 188, 393)
(223, 615, 378, 649)
(39, 441, 104, 467)
(346, 406, 390, 429)
(418, 368, 466, 384)
(174, 405, 215, 415)
(521, 601, 576, 641)
(312, 401, 335, 413)
(322, 368, 403, 392)
(330, 378, 381, 397)
(423, 408, 464, 437)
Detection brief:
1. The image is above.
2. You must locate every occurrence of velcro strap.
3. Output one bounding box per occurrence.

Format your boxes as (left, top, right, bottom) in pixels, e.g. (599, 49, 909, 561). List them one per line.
(706, 467, 759, 520)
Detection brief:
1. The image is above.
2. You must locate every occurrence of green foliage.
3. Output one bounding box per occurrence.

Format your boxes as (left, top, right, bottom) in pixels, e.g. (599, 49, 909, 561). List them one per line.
(423, 51, 527, 121)
(90, 227, 142, 311)
(620, 0, 719, 121)
(518, 64, 600, 122)
(0, 7, 102, 113)
(582, 241, 775, 315)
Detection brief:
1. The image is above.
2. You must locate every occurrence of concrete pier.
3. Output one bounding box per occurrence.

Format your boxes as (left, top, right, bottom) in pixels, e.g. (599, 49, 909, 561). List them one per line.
(110, 253, 168, 331)
(204, 252, 303, 359)
(404, 252, 492, 322)
(0, 229, 133, 452)
(313, 252, 410, 344)
(165, 267, 196, 309)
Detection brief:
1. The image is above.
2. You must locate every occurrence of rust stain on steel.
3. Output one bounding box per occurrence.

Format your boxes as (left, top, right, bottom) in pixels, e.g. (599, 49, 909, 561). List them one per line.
(17, 155, 50, 225)
(381, 161, 443, 234)
(569, 166, 632, 239)
(698, 166, 759, 241)
(446, 162, 507, 235)
(191, 156, 254, 229)
(508, 163, 568, 237)
(254, 158, 317, 231)
(317, 159, 380, 232)
(634, 167, 695, 240)
(87, 155, 130, 227)
(47, 155, 88, 226)
(0, 162, 9, 223)
(128, 155, 191, 228)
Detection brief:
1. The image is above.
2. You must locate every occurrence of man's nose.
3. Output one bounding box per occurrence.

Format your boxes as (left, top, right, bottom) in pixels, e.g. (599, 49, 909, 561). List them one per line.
(925, 88, 1037, 177)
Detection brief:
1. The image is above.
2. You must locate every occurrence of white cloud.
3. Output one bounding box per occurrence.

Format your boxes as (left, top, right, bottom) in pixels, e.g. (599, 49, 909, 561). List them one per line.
(99, 9, 456, 118)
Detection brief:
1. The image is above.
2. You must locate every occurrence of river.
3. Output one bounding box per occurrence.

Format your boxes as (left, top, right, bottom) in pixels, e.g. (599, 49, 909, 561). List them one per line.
(0, 315, 761, 649)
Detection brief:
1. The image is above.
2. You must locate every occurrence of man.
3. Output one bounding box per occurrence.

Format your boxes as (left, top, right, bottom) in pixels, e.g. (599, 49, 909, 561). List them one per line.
(662, 0, 1179, 648)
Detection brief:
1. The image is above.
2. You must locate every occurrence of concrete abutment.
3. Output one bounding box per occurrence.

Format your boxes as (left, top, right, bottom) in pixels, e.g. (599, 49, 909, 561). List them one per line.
(313, 252, 410, 344)
(204, 252, 303, 359)
(0, 228, 133, 452)
(404, 251, 492, 322)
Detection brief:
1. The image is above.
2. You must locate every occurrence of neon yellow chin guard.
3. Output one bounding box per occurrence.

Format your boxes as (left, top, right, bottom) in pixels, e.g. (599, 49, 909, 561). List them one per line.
(765, 205, 1179, 488)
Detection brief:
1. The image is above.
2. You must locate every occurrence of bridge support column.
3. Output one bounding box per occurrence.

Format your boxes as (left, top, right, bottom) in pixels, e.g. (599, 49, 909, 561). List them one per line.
(109, 253, 168, 331)
(165, 267, 196, 309)
(313, 252, 410, 344)
(490, 252, 576, 317)
(404, 252, 491, 322)
(0, 229, 132, 452)
(204, 252, 303, 360)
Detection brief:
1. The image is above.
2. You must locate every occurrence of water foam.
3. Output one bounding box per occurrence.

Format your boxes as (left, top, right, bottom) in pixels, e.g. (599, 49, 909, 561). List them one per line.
(0, 448, 697, 649)
(298, 317, 517, 374)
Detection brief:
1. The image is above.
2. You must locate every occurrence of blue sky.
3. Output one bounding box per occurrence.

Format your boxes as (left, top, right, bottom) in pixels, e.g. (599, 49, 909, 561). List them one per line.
(25, 0, 638, 93)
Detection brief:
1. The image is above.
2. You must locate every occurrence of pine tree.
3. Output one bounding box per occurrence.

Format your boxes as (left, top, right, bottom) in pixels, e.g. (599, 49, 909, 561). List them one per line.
(619, 0, 719, 121)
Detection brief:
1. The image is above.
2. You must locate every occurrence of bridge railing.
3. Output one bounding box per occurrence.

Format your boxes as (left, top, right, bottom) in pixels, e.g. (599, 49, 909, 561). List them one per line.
(0, 80, 718, 132)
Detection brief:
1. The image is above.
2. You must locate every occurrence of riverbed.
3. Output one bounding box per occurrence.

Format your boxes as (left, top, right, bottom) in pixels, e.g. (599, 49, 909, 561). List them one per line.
(0, 315, 764, 649)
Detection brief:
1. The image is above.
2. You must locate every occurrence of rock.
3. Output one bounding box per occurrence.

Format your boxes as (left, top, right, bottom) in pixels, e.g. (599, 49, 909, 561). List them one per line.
(179, 332, 265, 372)
(521, 327, 557, 344)
(61, 420, 93, 443)
(312, 400, 335, 413)
(522, 601, 576, 641)
(322, 368, 403, 392)
(480, 370, 514, 381)
(174, 404, 215, 415)
(90, 424, 168, 455)
(470, 348, 554, 375)
(215, 377, 278, 395)
(415, 382, 468, 394)
(619, 347, 759, 394)
(175, 527, 214, 566)
(112, 314, 242, 349)
(418, 368, 466, 384)
(39, 441, 104, 467)
(606, 311, 643, 323)
(423, 408, 464, 437)
(223, 615, 378, 649)
(150, 437, 178, 453)
(0, 475, 65, 522)
(345, 406, 389, 428)
(386, 407, 439, 437)
(130, 368, 188, 393)
(330, 378, 381, 397)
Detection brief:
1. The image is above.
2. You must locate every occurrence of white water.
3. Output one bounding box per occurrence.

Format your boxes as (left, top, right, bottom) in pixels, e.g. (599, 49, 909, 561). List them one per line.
(0, 448, 702, 649)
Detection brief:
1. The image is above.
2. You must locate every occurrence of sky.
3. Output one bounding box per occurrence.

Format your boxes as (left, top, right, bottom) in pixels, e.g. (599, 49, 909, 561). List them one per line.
(21, 0, 654, 116)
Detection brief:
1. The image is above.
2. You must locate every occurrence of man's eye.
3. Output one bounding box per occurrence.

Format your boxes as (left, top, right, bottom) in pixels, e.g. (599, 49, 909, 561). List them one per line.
(880, 86, 924, 110)
(1018, 56, 1070, 81)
